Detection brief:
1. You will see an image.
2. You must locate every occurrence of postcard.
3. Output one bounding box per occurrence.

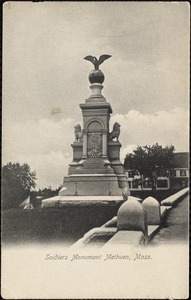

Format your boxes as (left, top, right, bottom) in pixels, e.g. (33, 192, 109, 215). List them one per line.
(2, 2, 189, 299)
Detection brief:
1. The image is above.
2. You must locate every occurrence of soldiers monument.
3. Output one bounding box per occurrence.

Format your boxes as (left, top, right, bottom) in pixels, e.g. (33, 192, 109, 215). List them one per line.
(43, 55, 129, 206)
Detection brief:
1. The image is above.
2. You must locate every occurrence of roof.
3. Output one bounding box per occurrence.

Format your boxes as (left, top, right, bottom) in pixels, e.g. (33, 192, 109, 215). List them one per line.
(174, 152, 189, 168)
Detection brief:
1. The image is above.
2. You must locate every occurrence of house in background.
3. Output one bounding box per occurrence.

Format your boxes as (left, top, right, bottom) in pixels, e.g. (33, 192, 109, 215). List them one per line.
(170, 152, 189, 190)
(124, 152, 189, 191)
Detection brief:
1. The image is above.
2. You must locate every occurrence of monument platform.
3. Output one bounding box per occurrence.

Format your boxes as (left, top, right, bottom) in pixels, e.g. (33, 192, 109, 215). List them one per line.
(42, 195, 125, 208)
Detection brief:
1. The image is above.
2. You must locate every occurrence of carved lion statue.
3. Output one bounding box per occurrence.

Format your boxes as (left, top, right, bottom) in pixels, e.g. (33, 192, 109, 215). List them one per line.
(74, 124, 83, 142)
(109, 122, 121, 141)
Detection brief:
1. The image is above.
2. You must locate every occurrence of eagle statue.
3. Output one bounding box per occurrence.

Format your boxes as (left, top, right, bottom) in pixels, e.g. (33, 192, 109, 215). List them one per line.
(84, 54, 111, 70)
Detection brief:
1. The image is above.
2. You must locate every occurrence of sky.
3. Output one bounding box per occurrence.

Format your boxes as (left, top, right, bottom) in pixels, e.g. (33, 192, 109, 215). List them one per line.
(3, 2, 189, 189)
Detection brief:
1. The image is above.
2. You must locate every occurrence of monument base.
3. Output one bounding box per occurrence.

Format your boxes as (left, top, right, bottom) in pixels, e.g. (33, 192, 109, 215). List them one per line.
(58, 174, 122, 196)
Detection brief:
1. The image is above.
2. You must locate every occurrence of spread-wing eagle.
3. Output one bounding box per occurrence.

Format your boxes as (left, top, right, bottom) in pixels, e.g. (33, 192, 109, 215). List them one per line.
(84, 54, 111, 70)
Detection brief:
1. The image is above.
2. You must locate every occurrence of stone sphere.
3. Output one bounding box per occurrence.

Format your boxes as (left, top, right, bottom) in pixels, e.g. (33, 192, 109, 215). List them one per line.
(89, 69, 104, 84)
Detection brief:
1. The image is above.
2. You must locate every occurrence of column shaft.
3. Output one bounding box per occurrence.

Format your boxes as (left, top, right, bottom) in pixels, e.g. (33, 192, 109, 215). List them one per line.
(102, 132, 107, 157)
(82, 133, 88, 158)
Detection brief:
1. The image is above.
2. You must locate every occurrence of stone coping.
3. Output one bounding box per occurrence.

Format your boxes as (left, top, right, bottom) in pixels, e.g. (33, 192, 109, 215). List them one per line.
(102, 231, 145, 248)
(70, 227, 117, 250)
(43, 195, 123, 201)
(148, 225, 160, 240)
(101, 216, 117, 228)
(160, 205, 171, 216)
(42, 196, 124, 208)
(161, 188, 189, 206)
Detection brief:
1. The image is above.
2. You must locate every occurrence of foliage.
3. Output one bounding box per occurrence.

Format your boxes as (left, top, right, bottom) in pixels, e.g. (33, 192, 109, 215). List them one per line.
(2, 162, 37, 210)
(124, 143, 175, 189)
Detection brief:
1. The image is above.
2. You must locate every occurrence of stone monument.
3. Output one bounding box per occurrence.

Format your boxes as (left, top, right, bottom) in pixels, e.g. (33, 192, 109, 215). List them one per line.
(43, 55, 130, 205)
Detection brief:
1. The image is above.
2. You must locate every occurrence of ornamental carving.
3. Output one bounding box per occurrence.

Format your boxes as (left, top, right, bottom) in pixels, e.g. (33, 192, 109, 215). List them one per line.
(87, 133, 102, 158)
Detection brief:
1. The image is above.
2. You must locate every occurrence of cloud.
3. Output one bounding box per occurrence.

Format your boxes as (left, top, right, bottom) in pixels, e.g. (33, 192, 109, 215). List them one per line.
(120, 144, 138, 160)
(3, 115, 74, 155)
(110, 107, 189, 161)
(3, 115, 75, 188)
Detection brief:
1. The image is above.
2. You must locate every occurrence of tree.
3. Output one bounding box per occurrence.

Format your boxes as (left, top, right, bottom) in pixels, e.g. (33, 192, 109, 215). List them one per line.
(2, 162, 37, 210)
(31, 185, 62, 200)
(124, 143, 175, 189)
